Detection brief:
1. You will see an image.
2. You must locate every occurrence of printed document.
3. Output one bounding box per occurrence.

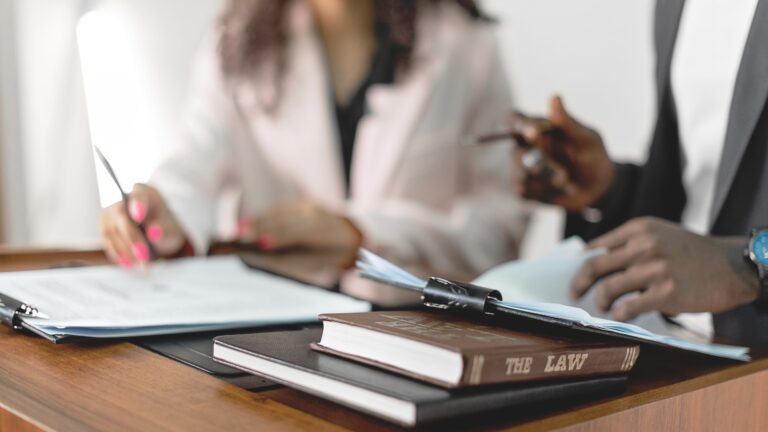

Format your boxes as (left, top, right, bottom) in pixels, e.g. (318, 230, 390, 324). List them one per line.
(0, 256, 370, 339)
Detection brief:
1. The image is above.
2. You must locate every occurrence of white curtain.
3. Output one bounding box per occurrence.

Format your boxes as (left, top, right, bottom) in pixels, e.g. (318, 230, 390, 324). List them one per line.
(2, 0, 99, 247)
(0, 0, 222, 247)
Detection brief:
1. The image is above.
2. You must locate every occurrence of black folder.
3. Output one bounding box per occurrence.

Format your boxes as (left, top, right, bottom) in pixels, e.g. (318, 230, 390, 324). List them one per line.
(213, 327, 627, 427)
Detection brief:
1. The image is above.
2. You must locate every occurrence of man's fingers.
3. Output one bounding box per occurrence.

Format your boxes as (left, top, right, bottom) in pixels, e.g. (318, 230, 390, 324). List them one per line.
(612, 288, 665, 322)
(588, 218, 664, 252)
(549, 95, 577, 132)
(593, 261, 665, 313)
(522, 176, 562, 203)
(571, 245, 642, 298)
(587, 221, 641, 252)
(511, 148, 527, 195)
(517, 150, 573, 203)
(510, 112, 557, 157)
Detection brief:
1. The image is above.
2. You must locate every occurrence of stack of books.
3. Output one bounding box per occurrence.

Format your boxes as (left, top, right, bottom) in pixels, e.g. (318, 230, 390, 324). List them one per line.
(213, 310, 638, 427)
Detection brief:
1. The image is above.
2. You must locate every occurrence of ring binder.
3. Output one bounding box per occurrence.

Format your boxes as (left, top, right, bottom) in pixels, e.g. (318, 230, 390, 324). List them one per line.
(357, 248, 752, 361)
(422, 278, 502, 315)
(0, 293, 46, 330)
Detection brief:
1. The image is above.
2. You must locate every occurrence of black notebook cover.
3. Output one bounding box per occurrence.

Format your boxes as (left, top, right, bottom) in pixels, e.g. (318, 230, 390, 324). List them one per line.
(213, 328, 627, 427)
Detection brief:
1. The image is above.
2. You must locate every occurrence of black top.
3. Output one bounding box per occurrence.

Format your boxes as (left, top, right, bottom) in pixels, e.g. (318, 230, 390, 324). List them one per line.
(334, 24, 396, 194)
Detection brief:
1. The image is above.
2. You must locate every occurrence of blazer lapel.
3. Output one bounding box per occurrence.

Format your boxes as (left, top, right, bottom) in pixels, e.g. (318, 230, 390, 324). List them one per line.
(710, 0, 768, 226)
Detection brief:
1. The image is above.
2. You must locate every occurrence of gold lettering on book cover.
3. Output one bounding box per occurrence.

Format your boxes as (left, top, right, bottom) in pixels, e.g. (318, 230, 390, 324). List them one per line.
(504, 357, 533, 375)
(544, 353, 589, 373)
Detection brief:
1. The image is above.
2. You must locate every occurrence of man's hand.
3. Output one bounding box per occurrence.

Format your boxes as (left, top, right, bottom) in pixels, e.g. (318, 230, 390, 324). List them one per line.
(571, 217, 760, 321)
(512, 96, 616, 211)
(237, 200, 363, 263)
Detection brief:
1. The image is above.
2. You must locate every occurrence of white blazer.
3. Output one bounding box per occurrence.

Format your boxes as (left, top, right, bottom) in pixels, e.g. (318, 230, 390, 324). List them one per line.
(151, 1, 528, 275)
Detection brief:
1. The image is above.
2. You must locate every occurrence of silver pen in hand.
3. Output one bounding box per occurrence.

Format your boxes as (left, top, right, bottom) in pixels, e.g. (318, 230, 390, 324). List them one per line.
(473, 127, 603, 223)
(93, 146, 159, 260)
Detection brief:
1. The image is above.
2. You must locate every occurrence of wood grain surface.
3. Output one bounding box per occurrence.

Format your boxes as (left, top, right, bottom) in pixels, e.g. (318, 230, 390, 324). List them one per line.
(0, 247, 765, 431)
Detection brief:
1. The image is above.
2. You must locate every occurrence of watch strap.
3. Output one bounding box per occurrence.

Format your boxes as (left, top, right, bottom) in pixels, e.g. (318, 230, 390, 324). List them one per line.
(758, 264, 768, 305)
(749, 228, 768, 307)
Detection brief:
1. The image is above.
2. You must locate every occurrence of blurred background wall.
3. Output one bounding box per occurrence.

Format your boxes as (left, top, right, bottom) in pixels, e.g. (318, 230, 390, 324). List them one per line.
(0, 0, 655, 259)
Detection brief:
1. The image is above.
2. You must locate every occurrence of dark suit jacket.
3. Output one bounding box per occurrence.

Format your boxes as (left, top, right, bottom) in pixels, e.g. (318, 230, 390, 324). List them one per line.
(566, 0, 768, 345)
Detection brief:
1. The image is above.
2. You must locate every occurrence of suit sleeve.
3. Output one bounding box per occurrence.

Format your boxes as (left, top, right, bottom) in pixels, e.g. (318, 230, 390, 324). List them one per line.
(347, 27, 529, 275)
(564, 163, 642, 240)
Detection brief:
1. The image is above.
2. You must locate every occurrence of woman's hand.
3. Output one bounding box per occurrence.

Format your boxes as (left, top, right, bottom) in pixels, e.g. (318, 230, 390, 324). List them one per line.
(100, 183, 188, 268)
(237, 200, 364, 260)
(511, 96, 616, 211)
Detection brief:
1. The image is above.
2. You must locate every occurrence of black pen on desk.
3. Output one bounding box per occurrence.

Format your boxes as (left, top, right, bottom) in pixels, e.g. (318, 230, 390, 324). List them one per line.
(93, 146, 159, 261)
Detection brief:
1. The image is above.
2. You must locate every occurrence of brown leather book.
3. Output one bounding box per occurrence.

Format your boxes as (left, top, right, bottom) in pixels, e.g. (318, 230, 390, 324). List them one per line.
(313, 311, 639, 389)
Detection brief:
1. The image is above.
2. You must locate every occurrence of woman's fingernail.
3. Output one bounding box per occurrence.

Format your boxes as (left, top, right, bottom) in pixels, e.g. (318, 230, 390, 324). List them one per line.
(147, 224, 163, 243)
(133, 242, 149, 262)
(129, 201, 146, 223)
(118, 255, 132, 269)
(257, 235, 274, 250)
(236, 219, 250, 237)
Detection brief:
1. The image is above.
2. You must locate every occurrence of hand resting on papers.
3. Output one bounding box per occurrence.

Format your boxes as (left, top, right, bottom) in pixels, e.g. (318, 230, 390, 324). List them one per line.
(235, 199, 363, 266)
(101, 185, 364, 269)
(571, 217, 760, 322)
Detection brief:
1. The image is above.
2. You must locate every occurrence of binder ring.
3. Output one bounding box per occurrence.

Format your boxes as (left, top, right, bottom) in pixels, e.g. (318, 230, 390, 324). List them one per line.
(422, 278, 502, 315)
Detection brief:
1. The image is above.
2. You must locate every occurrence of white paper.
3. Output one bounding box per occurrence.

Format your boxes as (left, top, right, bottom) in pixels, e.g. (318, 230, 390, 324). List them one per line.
(473, 237, 672, 334)
(0, 256, 370, 338)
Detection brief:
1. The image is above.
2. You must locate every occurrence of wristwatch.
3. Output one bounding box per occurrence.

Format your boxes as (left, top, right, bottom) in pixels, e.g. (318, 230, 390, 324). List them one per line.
(745, 227, 768, 305)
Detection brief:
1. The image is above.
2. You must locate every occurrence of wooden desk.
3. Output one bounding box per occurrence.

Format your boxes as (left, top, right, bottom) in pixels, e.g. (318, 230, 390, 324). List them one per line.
(0, 249, 766, 432)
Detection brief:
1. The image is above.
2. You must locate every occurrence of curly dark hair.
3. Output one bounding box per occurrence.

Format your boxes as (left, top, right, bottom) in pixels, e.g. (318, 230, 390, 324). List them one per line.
(218, 0, 489, 84)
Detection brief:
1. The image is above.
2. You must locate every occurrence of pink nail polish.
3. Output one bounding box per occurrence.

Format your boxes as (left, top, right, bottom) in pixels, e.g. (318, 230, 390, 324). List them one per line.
(147, 224, 163, 243)
(257, 235, 274, 250)
(129, 200, 146, 223)
(118, 256, 132, 269)
(236, 219, 250, 237)
(133, 242, 149, 262)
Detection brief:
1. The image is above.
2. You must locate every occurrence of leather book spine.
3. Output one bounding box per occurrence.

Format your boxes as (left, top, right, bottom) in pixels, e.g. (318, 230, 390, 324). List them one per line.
(460, 345, 639, 386)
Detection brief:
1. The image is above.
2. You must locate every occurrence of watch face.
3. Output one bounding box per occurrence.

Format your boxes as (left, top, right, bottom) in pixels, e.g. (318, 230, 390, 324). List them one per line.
(753, 231, 768, 267)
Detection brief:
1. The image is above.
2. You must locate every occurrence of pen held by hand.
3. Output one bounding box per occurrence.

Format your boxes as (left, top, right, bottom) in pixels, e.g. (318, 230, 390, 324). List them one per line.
(93, 146, 159, 261)
(470, 129, 603, 223)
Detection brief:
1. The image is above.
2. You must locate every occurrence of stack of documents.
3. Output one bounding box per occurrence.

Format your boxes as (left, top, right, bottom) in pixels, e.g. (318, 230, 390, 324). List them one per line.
(0, 256, 370, 342)
(357, 238, 750, 361)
